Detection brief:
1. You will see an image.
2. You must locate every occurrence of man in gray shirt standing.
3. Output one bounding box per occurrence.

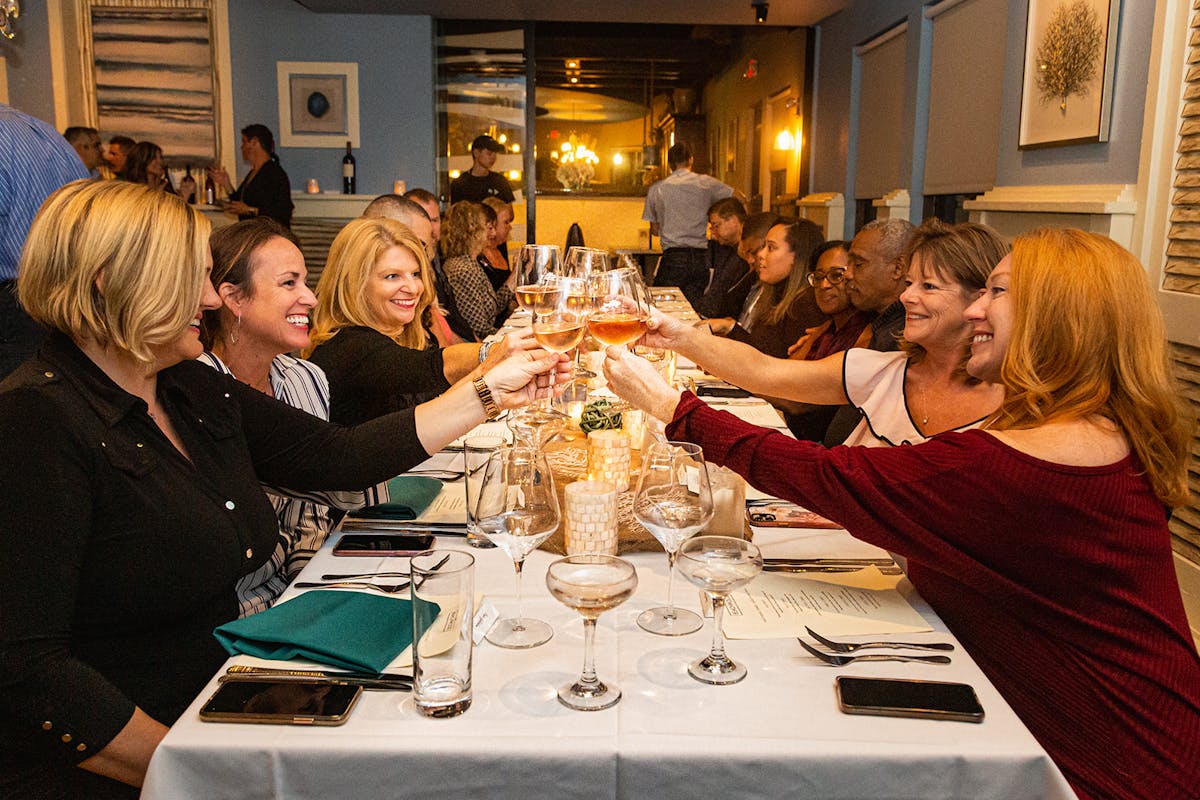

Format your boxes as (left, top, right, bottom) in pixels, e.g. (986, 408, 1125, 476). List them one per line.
(642, 143, 733, 307)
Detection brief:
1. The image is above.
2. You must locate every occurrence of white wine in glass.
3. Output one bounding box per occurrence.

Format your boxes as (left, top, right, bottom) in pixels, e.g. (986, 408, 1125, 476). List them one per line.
(677, 536, 763, 685)
(532, 276, 587, 355)
(472, 446, 560, 648)
(545, 554, 637, 711)
(515, 244, 563, 319)
(633, 441, 713, 636)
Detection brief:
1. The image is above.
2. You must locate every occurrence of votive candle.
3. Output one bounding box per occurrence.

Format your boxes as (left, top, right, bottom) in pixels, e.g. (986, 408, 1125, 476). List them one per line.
(587, 429, 632, 491)
(564, 480, 618, 555)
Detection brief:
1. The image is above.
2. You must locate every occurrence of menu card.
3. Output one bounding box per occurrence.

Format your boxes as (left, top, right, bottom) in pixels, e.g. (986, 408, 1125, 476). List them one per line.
(717, 569, 931, 638)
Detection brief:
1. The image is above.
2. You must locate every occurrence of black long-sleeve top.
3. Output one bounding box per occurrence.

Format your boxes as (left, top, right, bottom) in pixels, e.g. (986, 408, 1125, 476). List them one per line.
(230, 158, 294, 227)
(0, 333, 429, 799)
(306, 326, 452, 426)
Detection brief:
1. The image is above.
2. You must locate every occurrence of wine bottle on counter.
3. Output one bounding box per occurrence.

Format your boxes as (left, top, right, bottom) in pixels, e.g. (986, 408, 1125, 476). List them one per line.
(204, 171, 216, 205)
(184, 164, 196, 204)
(342, 141, 356, 194)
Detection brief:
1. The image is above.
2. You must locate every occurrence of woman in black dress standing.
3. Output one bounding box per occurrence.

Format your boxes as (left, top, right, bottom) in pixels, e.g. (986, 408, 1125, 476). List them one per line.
(207, 124, 294, 227)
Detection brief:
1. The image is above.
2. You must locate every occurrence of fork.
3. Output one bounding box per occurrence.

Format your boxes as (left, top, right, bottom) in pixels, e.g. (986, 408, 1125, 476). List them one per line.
(293, 580, 411, 594)
(796, 637, 951, 666)
(805, 626, 955, 653)
(320, 571, 410, 581)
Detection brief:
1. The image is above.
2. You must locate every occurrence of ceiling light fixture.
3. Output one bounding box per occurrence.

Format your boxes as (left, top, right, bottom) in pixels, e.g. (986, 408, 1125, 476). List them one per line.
(751, 1, 768, 24)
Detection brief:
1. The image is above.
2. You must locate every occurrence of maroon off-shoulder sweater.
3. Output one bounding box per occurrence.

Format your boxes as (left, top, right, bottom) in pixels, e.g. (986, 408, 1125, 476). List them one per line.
(668, 392, 1200, 800)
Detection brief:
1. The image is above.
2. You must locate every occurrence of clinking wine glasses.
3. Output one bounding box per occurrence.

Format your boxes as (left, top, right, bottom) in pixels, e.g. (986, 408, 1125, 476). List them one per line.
(472, 446, 561, 648)
(633, 441, 713, 636)
(562, 247, 610, 377)
(514, 244, 563, 320)
(587, 267, 653, 349)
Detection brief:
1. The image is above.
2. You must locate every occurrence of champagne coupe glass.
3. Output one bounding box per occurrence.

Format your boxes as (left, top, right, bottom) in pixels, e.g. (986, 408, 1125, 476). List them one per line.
(676, 536, 763, 684)
(633, 441, 713, 636)
(562, 247, 610, 378)
(515, 244, 563, 321)
(474, 446, 561, 648)
(545, 554, 638, 711)
(587, 267, 653, 349)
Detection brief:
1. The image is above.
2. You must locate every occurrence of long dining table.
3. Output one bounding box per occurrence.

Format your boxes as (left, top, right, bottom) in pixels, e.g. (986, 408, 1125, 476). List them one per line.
(142, 291, 1076, 799)
(142, 435, 1076, 798)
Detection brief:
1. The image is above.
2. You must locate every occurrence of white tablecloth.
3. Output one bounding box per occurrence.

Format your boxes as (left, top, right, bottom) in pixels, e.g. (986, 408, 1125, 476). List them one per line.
(143, 524, 1076, 800)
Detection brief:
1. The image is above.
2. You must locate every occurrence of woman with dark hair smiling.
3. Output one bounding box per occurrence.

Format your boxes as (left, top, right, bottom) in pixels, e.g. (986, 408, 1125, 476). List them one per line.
(604, 227, 1200, 800)
(207, 124, 294, 227)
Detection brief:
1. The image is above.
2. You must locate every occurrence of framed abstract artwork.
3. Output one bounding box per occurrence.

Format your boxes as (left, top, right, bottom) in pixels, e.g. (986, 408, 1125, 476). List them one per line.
(276, 61, 360, 148)
(1018, 0, 1120, 149)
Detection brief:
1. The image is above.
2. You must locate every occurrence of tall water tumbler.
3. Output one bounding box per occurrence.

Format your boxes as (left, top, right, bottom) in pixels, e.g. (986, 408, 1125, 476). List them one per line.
(411, 550, 475, 718)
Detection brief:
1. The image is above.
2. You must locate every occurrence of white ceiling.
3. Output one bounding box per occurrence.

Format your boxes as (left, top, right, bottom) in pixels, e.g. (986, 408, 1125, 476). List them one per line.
(293, 0, 847, 27)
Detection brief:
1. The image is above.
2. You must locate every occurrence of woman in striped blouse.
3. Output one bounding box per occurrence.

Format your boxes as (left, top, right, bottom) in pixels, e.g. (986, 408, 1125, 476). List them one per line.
(197, 218, 382, 614)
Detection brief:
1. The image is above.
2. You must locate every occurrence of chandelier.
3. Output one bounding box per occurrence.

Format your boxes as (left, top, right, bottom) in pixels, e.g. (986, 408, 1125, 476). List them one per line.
(1, 0, 18, 40)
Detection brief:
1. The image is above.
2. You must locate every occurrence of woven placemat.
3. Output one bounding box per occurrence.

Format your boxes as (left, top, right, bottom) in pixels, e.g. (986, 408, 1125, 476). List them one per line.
(538, 432, 751, 555)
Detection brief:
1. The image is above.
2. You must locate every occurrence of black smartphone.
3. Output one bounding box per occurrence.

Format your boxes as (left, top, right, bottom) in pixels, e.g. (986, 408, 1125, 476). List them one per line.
(695, 384, 753, 398)
(199, 679, 362, 725)
(835, 676, 985, 723)
(331, 533, 436, 556)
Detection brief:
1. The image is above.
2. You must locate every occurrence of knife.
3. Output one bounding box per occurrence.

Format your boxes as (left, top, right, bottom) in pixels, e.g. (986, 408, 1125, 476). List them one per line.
(223, 665, 412, 691)
(764, 558, 896, 566)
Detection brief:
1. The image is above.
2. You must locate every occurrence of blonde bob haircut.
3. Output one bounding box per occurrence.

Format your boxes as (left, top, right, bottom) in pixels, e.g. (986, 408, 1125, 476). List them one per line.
(990, 228, 1192, 507)
(18, 179, 210, 367)
(304, 216, 436, 355)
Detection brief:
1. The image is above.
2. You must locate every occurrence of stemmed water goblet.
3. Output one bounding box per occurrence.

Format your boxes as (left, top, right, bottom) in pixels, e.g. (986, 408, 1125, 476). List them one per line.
(545, 554, 638, 711)
(472, 445, 561, 648)
(676, 535, 763, 684)
(633, 441, 713, 636)
(587, 266, 653, 349)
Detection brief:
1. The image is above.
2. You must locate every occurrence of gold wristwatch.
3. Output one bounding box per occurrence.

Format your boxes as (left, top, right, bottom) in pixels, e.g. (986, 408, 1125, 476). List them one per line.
(473, 376, 502, 419)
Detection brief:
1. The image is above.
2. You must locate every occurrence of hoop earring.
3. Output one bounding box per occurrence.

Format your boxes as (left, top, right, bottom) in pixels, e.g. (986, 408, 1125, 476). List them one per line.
(229, 314, 241, 345)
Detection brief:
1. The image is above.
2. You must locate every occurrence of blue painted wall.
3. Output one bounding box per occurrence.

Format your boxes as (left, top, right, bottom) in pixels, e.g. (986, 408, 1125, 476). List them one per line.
(2, 0, 58, 124)
(227, 0, 435, 197)
(812, 0, 1155, 235)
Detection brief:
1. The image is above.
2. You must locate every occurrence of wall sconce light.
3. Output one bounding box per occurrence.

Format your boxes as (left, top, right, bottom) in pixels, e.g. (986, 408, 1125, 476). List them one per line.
(507, 170, 521, 181)
(751, 1, 768, 24)
(774, 129, 796, 151)
(1, 0, 20, 40)
(775, 97, 801, 151)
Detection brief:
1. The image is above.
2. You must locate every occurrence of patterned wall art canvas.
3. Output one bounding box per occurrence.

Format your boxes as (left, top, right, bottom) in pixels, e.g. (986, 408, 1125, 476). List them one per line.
(1018, 0, 1120, 148)
(89, 4, 217, 165)
(277, 61, 360, 148)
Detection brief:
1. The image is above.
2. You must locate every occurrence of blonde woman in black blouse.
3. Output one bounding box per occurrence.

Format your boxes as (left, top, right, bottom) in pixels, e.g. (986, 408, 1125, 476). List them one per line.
(0, 180, 565, 798)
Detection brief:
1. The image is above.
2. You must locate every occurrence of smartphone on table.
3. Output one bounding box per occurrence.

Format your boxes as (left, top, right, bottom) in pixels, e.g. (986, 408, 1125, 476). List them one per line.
(199, 679, 362, 725)
(835, 676, 985, 723)
(331, 532, 435, 556)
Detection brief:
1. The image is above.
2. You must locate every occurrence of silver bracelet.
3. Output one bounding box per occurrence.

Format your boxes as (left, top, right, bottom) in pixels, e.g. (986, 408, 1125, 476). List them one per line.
(478, 340, 494, 363)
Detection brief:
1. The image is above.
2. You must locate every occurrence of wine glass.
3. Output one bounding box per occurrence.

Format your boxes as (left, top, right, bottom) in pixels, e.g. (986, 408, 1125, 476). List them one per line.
(473, 446, 561, 648)
(562, 247, 609, 377)
(587, 267, 653, 349)
(515, 244, 563, 321)
(545, 554, 638, 711)
(676, 536, 763, 685)
(633, 441, 713, 636)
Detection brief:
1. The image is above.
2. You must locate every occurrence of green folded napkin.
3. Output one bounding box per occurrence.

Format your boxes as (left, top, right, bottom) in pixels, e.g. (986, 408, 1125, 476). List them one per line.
(214, 590, 437, 674)
(354, 475, 443, 520)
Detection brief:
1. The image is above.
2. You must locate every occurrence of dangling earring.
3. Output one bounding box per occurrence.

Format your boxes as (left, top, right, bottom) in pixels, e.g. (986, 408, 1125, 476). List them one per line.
(230, 314, 241, 345)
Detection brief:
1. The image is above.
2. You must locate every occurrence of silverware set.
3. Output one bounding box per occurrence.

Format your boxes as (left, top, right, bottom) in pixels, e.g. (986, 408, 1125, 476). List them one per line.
(293, 554, 451, 594)
(798, 627, 954, 667)
(221, 664, 413, 692)
(763, 557, 903, 575)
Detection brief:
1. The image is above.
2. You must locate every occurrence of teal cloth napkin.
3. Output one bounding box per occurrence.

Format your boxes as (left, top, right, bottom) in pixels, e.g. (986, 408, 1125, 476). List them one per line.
(354, 475, 443, 520)
(213, 590, 436, 674)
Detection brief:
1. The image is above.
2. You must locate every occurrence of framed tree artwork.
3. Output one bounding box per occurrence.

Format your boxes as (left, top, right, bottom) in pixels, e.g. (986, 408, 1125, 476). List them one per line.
(1018, 0, 1120, 149)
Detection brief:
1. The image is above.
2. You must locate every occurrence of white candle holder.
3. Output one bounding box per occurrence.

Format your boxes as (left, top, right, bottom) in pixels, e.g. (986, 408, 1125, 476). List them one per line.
(587, 429, 631, 492)
(564, 480, 618, 555)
